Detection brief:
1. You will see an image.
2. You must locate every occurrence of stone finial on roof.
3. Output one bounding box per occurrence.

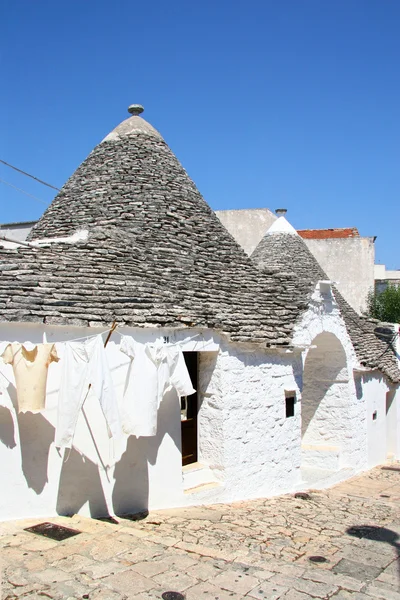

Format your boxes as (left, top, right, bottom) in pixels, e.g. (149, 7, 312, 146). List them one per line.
(128, 104, 144, 115)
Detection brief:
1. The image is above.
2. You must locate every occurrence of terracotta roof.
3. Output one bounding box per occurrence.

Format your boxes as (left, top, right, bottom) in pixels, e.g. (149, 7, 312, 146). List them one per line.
(298, 227, 359, 239)
(251, 223, 400, 383)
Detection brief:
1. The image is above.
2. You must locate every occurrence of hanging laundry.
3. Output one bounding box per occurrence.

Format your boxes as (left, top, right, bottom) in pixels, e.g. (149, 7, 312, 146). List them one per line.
(55, 335, 122, 450)
(0, 341, 17, 423)
(1, 342, 59, 413)
(120, 336, 195, 437)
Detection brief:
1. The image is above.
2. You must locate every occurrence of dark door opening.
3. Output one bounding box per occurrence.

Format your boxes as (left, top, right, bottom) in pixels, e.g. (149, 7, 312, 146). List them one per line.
(181, 352, 198, 466)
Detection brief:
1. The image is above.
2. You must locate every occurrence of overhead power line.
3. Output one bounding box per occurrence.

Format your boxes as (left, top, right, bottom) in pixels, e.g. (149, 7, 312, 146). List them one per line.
(0, 159, 60, 191)
(0, 177, 49, 205)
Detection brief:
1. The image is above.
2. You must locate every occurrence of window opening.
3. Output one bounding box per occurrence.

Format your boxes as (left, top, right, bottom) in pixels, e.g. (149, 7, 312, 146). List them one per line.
(285, 391, 296, 418)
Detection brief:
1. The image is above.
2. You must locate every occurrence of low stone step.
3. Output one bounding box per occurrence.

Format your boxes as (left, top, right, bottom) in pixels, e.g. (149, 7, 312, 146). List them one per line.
(296, 466, 356, 491)
(301, 444, 341, 471)
(182, 462, 220, 492)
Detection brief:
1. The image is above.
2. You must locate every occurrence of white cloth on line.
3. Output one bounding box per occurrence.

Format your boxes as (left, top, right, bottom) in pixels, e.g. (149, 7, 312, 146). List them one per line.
(0, 341, 17, 421)
(55, 335, 122, 449)
(1, 342, 59, 413)
(120, 336, 196, 437)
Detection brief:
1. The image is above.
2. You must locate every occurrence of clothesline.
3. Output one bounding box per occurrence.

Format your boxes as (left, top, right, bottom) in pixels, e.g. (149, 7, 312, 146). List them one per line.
(0, 327, 198, 463)
(62, 326, 206, 347)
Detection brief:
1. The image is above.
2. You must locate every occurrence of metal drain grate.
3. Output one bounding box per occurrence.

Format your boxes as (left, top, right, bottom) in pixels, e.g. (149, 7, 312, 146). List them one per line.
(309, 555, 328, 563)
(294, 492, 311, 500)
(161, 593, 185, 600)
(24, 522, 81, 541)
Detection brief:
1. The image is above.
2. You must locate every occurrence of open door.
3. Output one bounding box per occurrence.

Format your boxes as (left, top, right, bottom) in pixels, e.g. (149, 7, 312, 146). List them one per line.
(181, 352, 198, 466)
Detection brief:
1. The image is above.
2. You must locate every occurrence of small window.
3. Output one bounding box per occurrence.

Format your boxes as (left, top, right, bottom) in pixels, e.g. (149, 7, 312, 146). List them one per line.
(285, 395, 296, 418)
(372, 410, 377, 421)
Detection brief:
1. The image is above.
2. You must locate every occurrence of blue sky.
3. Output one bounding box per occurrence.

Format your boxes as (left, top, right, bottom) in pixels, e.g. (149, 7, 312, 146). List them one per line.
(1, 1, 399, 267)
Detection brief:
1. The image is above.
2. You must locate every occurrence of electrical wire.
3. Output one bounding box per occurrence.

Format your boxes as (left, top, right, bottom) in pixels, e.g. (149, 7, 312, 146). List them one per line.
(0, 159, 60, 191)
(0, 177, 49, 206)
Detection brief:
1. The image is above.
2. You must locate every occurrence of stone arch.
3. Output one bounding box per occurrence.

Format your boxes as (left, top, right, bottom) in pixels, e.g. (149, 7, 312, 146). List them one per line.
(301, 332, 350, 471)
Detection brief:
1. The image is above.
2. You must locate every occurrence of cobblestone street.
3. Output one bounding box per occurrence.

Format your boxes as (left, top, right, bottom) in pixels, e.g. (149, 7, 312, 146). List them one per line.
(2, 465, 400, 599)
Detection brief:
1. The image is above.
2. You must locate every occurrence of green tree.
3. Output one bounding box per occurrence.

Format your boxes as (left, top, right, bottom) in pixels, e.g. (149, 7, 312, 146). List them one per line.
(367, 285, 400, 323)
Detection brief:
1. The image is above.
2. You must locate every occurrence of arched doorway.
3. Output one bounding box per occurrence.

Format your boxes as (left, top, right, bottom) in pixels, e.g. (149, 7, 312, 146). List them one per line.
(301, 332, 350, 473)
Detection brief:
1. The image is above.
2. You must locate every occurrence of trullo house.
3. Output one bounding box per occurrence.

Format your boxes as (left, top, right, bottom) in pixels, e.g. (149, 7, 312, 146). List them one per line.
(0, 105, 399, 521)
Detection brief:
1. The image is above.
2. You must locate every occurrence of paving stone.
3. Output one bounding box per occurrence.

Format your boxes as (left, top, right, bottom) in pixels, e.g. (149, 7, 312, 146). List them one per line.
(117, 543, 164, 564)
(208, 569, 260, 595)
(152, 569, 199, 591)
(333, 558, 383, 581)
(1, 466, 400, 600)
(247, 581, 289, 599)
(337, 544, 396, 568)
(185, 581, 242, 599)
(269, 573, 338, 598)
(302, 567, 364, 591)
(88, 589, 127, 599)
(35, 568, 74, 584)
(363, 585, 400, 600)
(185, 560, 226, 581)
(281, 591, 313, 600)
(130, 559, 171, 578)
(101, 569, 157, 595)
(82, 560, 130, 580)
(52, 553, 95, 572)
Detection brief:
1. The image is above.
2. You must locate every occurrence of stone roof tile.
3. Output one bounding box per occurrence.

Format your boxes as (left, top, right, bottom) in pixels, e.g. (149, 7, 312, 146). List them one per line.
(251, 228, 400, 383)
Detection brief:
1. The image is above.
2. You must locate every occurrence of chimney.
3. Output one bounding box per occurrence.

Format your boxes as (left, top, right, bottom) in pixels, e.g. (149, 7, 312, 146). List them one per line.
(275, 208, 287, 217)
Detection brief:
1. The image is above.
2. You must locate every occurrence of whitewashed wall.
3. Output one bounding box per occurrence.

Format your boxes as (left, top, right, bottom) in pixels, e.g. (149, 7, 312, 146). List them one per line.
(198, 343, 303, 501)
(1, 311, 398, 521)
(293, 283, 368, 473)
(0, 323, 220, 521)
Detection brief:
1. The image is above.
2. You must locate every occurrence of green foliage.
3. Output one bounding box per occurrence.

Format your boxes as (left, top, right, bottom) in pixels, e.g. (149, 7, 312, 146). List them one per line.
(367, 285, 400, 324)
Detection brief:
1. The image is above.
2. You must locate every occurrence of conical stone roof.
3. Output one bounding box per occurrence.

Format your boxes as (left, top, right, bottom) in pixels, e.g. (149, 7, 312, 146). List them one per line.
(251, 217, 400, 382)
(0, 107, 309, 345)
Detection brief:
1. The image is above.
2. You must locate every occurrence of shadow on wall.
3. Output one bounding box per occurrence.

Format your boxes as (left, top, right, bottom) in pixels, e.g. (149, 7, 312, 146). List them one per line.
(0, 380, 182, 518)
(302, 332, 348, 439)
(0, 382, 54, 494)
(0, 405, 16, 449)
(112, 390, 181, 517)
(56, 447, 109, 518)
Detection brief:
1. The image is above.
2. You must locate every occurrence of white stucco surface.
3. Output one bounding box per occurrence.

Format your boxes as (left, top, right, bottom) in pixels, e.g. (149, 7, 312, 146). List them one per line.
(1, 311, 398, 521)
(0, 324, 219, 521)
(292, 283, 368, 473)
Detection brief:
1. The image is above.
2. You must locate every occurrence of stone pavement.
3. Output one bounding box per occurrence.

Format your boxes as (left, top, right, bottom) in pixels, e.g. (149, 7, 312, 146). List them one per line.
(1, 465, 400, 600)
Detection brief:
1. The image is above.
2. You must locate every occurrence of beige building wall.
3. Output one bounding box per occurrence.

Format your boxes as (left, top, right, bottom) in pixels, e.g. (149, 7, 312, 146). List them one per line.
(215, 208, 276, 256)
(303, 237, 375, 315)
(216, 208, 375, 315)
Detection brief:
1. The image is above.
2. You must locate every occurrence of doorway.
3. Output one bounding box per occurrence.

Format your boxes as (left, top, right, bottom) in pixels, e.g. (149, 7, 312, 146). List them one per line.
(181, 352, 198, 466)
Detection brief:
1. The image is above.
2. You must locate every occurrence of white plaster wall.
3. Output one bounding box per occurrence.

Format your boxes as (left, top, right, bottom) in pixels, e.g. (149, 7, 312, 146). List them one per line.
(198, 341, 303, 501)
(292, 284, 367, 472)
(0, 222, 36, 242)
(0, 323, 219, 521)
(198, 351, 225, 481)
(303, 237, 375, 314)
(362, 374, 390, 468)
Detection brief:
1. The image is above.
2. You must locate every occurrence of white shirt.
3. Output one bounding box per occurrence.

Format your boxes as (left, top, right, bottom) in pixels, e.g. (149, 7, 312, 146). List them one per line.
(120, 337, 195, 437)
(1, 342, 58, 413)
